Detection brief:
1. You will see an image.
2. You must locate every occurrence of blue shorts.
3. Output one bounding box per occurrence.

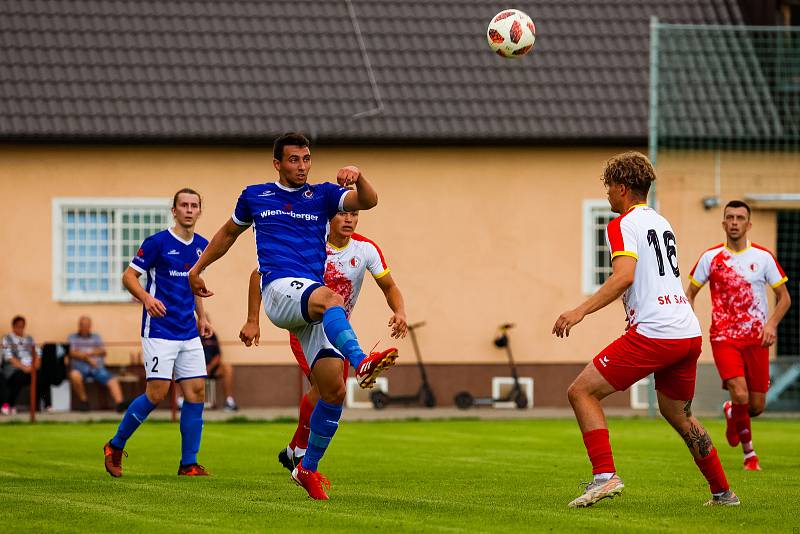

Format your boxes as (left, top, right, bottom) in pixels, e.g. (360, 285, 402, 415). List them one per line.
(76, 366, 113, 385)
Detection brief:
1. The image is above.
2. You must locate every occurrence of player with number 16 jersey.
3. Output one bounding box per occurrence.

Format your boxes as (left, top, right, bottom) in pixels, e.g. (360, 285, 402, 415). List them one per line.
(608, 206, 701, 341)
(553, 152, 736, 508)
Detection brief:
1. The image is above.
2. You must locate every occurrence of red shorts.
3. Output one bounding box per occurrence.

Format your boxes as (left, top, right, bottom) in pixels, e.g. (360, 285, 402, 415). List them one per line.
(289, 334, 349, 381)
(593, 329, 702, 401)
(710, 339, 769, 393)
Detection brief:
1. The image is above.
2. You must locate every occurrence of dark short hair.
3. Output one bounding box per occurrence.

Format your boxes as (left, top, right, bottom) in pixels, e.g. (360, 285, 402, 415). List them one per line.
(273, 132, 310, 161)
(172, 188, 202, 209)
(724, 200, 751, 217)
(11, 315, 25, 327)
(602, 152, 655, 199)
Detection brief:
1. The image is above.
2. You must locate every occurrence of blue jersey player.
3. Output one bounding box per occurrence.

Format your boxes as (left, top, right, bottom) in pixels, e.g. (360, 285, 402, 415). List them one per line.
(188, 133, 398, 500)
(104, 188, 213, 478)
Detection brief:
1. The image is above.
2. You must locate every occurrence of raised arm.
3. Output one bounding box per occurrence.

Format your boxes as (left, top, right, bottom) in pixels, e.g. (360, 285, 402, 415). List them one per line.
(375, 273, 408, 339)
(762, 283, 791, 347)
(239, 268, 262, 347)
(188, 219, 248, 297)
(339, 166, 378, 211)
(553, 255, 637, 338)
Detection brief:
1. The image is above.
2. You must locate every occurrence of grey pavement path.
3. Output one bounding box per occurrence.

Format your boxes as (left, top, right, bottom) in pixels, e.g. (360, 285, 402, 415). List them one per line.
(2, 406, 797, 424)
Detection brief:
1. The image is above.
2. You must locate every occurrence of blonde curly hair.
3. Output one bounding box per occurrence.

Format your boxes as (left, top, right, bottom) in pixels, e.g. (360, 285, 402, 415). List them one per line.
(602, 152, 655, 199)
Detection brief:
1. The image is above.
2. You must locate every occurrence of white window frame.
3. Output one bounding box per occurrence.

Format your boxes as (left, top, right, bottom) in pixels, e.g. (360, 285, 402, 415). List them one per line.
(52, 197, 171, 302)
(582, 199, 617, 295)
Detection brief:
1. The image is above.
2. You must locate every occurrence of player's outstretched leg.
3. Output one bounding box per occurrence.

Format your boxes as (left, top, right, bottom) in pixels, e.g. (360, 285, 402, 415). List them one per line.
(321, 305, 398, 388)
(356, 347, 399, 389)
(280, 392, 314, 472)
(658, 394, 739, 506)
(104, 393, 157, 477)
(322, 305, 366, 369)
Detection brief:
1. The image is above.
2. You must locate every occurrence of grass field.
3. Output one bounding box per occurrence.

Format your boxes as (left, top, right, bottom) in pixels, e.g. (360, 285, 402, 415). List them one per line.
(0, 417, 798, 532)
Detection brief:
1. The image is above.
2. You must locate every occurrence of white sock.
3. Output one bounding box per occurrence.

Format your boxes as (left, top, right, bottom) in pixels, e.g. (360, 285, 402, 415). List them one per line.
(294, 446, 306, 459)
(744, 450, 757, 460)
(286, 446, 294, 460)
(593, 472, 614, 483)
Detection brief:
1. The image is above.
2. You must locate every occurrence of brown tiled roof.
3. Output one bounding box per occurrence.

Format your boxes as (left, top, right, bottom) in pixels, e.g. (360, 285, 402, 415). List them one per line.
(0, 0, 744, 143)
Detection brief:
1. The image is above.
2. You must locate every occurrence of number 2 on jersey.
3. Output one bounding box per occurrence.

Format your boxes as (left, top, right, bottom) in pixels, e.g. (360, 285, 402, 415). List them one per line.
(646, 229, 680, 277)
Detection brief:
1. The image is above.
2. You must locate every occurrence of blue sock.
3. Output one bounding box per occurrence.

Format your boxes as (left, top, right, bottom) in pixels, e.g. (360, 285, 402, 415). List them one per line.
(110, 394, 156, 449)
(302, 400, 343, 472)
(180, 401, 204, 466)
(322, 306, 366, 369)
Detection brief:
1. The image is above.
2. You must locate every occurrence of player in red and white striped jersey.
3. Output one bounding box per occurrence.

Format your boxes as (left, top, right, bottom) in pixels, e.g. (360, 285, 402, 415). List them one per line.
(240, 210, 407, 472)
(686, 200, 791, 471)
(553, 152, 737, 507)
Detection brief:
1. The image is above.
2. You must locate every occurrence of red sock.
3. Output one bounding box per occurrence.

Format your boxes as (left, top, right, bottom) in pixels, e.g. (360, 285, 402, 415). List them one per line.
(694, 448, 729, 494)
(582, 429, 616, 475)
(289, 394, 314, 452)
(731, 403, 753, 453)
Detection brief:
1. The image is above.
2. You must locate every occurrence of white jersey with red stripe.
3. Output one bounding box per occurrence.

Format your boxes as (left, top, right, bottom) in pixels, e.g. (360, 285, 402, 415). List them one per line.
(324, 233, 390, 317)
(606, 204, 701, 339)
(689, 242, 788, 342)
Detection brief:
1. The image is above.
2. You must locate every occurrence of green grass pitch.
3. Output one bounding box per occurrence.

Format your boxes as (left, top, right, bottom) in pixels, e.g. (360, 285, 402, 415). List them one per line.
(0, 417, 798, 532)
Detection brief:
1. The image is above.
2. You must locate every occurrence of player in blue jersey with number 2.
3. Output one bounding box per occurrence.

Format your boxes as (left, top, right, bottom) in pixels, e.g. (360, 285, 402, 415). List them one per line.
(104, 188, 213, 478)
(189, 133, 398, 500)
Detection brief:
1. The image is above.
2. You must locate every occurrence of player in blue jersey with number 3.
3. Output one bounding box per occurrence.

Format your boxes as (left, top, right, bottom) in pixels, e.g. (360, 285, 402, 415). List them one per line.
(188, 133, 398, 500)
(104, 188, 213, 478)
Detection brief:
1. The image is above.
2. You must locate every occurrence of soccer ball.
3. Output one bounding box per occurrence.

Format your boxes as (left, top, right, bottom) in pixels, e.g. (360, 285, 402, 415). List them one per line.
(487, 9, 536, 58)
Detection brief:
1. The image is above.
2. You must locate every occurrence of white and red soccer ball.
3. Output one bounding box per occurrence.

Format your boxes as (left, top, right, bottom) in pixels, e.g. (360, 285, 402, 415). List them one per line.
(487, 9, 536, 58)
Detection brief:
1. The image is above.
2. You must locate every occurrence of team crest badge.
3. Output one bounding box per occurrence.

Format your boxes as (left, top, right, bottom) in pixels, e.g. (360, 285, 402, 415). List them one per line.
(137, 248, 144, 257)
(350, 256, 360, 268)
(284, 203, 293, 211)
(303, 189, 313, 199)
(749, 262, 758, 272)
(196, 248, 203, 257)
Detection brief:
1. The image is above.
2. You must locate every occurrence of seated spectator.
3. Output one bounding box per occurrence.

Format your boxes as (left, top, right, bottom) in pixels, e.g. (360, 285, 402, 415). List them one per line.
(2, 316, 51, 414)
(202, 328, 238, 411)
(200, 332, 239, 412)
(179, 328, 239, 411)
(68, 316, 126, 412)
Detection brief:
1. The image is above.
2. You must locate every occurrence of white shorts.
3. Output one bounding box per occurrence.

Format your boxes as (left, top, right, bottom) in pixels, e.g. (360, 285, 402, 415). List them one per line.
(262, 277, 342, 370)
(142, 337, 207, 382)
